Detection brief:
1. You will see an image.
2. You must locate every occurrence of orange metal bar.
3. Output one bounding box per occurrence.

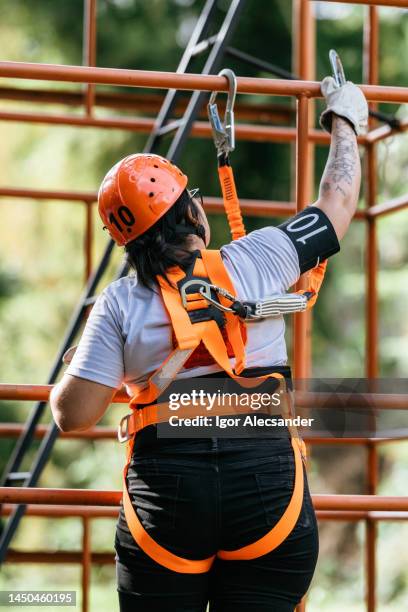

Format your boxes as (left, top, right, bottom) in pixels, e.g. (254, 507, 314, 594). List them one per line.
(294, 0, 316, 386)
(5, 550, 114, 565)
(366, 119, 408, 144)
(0, 186, 96, 202)
(0, 487, 122, 506)
(0, 86, 295, 123)
(82, 518, 91, 612)
(0, 187, 368, 219)
(0, 423, 117, 439)
(1, 487, 408, 511)
(367, 193, 408, 218)
(293, 95, 311, 379)
(295, 391, 408, 409)
(83, 0, 97, 116)
(2, 424, 408, 444)
(1, 383, 407, 409)
(0, 383, 129, 404)
(296, 595, 306, 612)
(316, 511, 408, 521)
(366, 441, 379, 612)
(0, 109, 345, 144)
(0, 62, 407, 102)
(365, 6, 380, 381)
(364, 9, 380, 608)
(84, 202, 93, 282)
(1, 504, 119, 518)
(2, 504, 408, 522)
(366, 179, 379, 382)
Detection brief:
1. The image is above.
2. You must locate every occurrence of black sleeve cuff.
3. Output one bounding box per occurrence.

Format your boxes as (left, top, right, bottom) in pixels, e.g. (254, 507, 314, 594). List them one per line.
(277, 206, 340, 274)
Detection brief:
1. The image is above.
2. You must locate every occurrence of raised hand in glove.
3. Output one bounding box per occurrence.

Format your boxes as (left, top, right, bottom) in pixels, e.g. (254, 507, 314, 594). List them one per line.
(320, 77, 368, 136)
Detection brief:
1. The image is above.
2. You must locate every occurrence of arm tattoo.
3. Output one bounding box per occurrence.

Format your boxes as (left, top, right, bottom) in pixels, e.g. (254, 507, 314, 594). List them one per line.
(325, 120, 357, 194)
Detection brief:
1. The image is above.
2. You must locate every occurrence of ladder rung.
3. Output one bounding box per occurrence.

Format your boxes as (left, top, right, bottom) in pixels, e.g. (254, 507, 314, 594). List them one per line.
(190, 34, 218, 57)
(84, 296, 97, 307)
(7, 472, 31, 482)
(155, 119, 185, 137)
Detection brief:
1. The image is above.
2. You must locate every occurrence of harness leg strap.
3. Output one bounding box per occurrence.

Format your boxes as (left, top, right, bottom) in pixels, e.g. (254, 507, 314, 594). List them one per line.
(122, 433, 304, 573)
(122, 436, 216, 574)
(218, 437, 304, 560)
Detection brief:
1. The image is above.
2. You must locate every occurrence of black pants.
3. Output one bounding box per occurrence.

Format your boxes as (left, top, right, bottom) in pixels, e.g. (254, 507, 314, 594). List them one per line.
(115, 433, 319, 611)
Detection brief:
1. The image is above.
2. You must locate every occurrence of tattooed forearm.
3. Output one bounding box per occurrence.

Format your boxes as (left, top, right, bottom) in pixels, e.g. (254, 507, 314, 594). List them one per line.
(319, 117, 358, 200)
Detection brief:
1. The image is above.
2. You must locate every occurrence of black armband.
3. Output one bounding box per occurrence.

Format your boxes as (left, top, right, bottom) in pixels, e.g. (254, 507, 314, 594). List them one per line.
(278, 207, 340, 274)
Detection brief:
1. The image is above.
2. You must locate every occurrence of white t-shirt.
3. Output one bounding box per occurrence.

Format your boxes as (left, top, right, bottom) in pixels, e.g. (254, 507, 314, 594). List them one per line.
(66, 226, 300, 396)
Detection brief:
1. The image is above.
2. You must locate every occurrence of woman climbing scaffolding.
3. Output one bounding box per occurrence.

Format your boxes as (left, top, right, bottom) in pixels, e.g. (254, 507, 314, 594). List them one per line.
(50, 74, 368, 611)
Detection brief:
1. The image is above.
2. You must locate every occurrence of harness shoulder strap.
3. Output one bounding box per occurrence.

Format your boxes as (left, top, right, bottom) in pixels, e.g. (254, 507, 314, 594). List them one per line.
(298, 260, 328, 309)
(129, 251, 245, 406)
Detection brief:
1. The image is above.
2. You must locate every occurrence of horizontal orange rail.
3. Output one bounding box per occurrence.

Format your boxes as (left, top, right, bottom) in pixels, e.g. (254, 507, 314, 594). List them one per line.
(2, 423, 405, 444)
(367, 193, 408, 218)
(1, 487, 408, 511)
(2, 503, 407, 521)
(0, 62, 407, 103)
(6, 550, 114, 565)
(0, 188, 367, 220)
(0, 383, 406, 409)
(0, 110, 337, 144)
(366, 119, 408, 144)
(0, 85, 294, 123)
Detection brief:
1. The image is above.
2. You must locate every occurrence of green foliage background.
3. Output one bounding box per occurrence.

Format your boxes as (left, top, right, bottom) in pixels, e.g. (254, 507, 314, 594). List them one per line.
(0, 1, 407, 610)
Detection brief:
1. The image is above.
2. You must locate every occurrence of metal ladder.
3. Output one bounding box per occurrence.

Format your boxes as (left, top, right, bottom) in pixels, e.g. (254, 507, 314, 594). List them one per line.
(0, 0, 246, 562)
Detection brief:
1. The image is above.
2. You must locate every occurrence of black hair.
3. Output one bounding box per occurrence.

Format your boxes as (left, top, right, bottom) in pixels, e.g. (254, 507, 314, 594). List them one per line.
(125, 189, 206, 289)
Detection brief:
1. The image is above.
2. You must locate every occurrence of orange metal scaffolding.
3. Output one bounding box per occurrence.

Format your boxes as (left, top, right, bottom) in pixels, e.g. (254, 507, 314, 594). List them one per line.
(0, 1, 407, 611)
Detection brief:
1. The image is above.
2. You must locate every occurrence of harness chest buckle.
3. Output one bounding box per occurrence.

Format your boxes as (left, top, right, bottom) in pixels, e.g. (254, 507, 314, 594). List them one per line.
(180, 279, 213, 309)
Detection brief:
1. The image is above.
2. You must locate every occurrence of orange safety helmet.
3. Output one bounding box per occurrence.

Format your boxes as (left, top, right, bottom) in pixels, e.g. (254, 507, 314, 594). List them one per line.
(98, 153, 188, 246)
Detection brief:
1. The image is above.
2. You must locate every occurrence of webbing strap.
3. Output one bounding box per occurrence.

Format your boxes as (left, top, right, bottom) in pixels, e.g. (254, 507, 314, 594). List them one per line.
(122, 426, 304, 572)
(201, 250, 246, 374)
(300, 260, 328, 309)
(218, 437, 304, 560)
(122, 436, 216, 574)
(218, 164, 246, 241)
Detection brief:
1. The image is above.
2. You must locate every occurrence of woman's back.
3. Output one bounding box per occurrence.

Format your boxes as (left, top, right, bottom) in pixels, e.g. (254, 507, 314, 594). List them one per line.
(66, 226, 300, 393)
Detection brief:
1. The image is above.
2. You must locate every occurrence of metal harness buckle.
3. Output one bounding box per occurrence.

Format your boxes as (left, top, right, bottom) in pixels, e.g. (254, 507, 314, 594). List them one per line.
(180, 279, 214, 309)
(207, 68, 237, 157)
(117, 413, 133, 443)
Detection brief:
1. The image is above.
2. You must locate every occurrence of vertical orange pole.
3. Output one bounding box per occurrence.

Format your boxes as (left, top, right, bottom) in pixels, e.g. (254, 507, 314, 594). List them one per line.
(84, 201, 93, 283)
(296, 596, 307, 612)
(364, 7, 379, 612)
(83, 0, 97, 116)
(293, 0, 315, 381)
(366, 441, 378, 612)
(293, 6, 315, 606)
(294, 95, 311, 381)
(365, 5, 379, 380)
(293, 95, 311, 612)
(82, 517, 91, 612)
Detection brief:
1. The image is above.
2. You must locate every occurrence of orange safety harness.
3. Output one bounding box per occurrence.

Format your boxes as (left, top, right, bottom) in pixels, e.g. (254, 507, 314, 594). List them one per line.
(117, 69, 329, 574)
(120, 250, 306, 573)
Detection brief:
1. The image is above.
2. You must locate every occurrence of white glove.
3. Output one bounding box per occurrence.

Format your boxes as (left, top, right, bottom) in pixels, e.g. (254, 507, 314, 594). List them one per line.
(320, 76, 368, 136)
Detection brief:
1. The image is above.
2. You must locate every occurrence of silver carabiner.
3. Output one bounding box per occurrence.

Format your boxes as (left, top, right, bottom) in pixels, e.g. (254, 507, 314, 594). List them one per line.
(329, 49, 347, 87)
(207, 68, 237, 157)
(199, 285, 235, 314)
